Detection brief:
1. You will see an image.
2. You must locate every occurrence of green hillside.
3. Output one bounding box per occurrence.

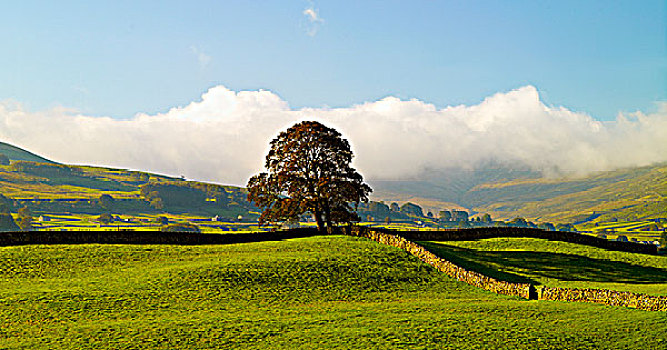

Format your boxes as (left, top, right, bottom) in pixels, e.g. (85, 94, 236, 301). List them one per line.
(0, 140, 664, 228)
(469, 165, 666, 223)
(1, 236, 665, 349)
(0, 141, 259, 229)
(0, 142, 55, 163)
(371, 163, 667, 223)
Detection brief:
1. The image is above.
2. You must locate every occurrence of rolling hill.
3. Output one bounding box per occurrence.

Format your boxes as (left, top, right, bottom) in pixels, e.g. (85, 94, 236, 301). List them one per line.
(0, 141, 258, 223)
(2, 235, 665, 349)
(370, 163, 666, 223)
(0, 140, 664, 226)
(0, 141, 54, 163)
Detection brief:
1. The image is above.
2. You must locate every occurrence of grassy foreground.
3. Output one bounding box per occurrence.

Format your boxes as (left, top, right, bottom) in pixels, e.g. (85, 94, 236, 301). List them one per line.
(0, 236, 665, 349)
(422, 238, 667, 296)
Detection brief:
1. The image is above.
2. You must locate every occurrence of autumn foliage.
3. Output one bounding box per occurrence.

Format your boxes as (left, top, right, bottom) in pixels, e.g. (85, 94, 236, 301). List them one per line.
(247, 121, 371, 231)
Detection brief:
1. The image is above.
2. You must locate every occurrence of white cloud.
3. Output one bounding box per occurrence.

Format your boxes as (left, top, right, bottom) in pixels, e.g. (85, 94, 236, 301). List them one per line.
(303, 3, 324, 36)
(303, 8, 320, 22)
(0, 85, 665, 187)
(190, 46, 211, 68)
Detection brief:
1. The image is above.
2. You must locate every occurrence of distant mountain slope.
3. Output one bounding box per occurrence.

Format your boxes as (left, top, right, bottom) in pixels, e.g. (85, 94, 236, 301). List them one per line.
(1, 140, 663, 225)
(481, 165, 666, 223)
(0, 142, 55, 163)
(371, 163, 667, 223)
(0, 141, 257, 219)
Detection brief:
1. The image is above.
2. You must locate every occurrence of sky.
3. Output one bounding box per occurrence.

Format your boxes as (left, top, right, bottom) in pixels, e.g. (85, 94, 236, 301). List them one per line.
(0, 1, 665, 185)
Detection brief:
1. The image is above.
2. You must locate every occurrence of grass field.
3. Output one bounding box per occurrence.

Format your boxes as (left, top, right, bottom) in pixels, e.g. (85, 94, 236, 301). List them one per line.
(1, 235, 665, 349)
(576, 220, 665, 242)
(26, 212, 269, 233)
(421, 238, 667, 296)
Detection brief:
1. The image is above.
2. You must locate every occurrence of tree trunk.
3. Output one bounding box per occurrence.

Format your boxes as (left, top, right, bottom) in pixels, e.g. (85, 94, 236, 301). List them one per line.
(324, 202, 333, 232)
(314, 208, 325, 232)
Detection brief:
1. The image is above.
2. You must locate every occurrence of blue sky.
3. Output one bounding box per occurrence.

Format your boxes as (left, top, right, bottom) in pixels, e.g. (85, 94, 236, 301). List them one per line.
(1, 0, 665, 121)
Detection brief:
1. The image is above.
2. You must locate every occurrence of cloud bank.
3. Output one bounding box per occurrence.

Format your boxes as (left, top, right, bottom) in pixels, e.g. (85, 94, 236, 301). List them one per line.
(0, 85, 665, 186)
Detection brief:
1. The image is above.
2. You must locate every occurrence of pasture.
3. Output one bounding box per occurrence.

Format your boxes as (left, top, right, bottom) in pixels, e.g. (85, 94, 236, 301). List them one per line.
(0, 235, 665, 349)
(576, 220, 664, 243)
(422, 237, 667, 296)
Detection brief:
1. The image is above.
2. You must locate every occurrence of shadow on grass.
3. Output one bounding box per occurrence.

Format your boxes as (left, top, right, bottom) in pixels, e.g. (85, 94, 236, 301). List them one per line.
(420, 242, 667, 286)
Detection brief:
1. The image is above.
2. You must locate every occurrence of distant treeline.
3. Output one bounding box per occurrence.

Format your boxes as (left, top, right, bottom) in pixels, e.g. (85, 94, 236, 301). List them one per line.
(356, 200, 574, 231)
(139, 182, 256, 213)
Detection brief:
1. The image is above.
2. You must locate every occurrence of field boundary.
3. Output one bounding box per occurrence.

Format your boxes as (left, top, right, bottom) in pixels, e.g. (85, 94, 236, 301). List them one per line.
(3, 227, 665, 311)
(0, 229, 320, 246)
(344, 225, 667, 311)
(344, 225, 534, 299)
(394, 227, 658, 255)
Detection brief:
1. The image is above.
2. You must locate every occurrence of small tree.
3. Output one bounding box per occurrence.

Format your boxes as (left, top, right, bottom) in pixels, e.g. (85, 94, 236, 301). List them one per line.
(155, 216, 169, 225)
(0, 204, 18, 231)
(659, 231, 667, 251)
(439, 210, 452, 222)
(451, 210, 469, 222)
(247, 121, 371, 232)
(98, 213, 113, 224)
(400, 202, 423, 217)
(98, 194, 114, 210)
(481, 213, 492, 223)
(509, 217, 529, 228)
(150, 197, 164, 210)
(161, 222, 201, 233)
(17, 207, 32, 231)
(368, 201, 390, 218)
(390, 203, 400, 212)
(538, 222, 556, 231)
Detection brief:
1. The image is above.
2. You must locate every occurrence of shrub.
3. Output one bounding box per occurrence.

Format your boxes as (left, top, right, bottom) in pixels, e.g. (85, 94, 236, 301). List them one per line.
(17, 207, 32, 231)
(400, 202, 424, 217)
(161, 223, 201, 233)
(0, 201, 18, 232)
(98, 213, 113, 224)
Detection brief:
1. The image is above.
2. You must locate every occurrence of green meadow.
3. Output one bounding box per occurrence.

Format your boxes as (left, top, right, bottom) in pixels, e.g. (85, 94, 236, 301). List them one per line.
(576, 220, 664, 242)
(421, 238, 667, 296)
(1, 235, 665, 349)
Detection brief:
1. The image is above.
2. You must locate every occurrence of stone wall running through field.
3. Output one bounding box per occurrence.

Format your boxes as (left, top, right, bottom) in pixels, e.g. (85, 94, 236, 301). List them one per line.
(0, 228, 320, 246)
(538, 287, 667, 312)
(344, 226, 667, 311)
(344, 225, 534, 299)
(397, 227, 658, 255)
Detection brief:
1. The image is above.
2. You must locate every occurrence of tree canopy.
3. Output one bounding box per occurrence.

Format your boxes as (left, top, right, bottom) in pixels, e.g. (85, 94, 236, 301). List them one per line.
(16, 206, 32, 231)
(400, 202, 423, 217)
(247, 121, 371, 231)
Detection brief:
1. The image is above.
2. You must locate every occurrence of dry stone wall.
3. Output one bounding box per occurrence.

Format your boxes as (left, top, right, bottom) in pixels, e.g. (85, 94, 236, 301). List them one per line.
(0, 228, 320, 246)
(345, 225, 533, 299)
(398, 227, 658, 255)
(538, 287, 667, 312)
(344, 226, 667, 312)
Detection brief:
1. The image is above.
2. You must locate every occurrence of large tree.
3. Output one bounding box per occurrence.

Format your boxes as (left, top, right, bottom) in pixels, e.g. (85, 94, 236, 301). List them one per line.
(247, 121, 371, 232)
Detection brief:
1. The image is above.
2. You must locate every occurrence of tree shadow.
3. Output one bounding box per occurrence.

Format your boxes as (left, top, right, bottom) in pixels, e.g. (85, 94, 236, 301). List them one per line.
(420, 241, 667, 286)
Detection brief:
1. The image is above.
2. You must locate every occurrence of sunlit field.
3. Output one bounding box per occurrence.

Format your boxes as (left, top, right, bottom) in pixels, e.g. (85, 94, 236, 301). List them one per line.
(1, 236, 665, 349)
